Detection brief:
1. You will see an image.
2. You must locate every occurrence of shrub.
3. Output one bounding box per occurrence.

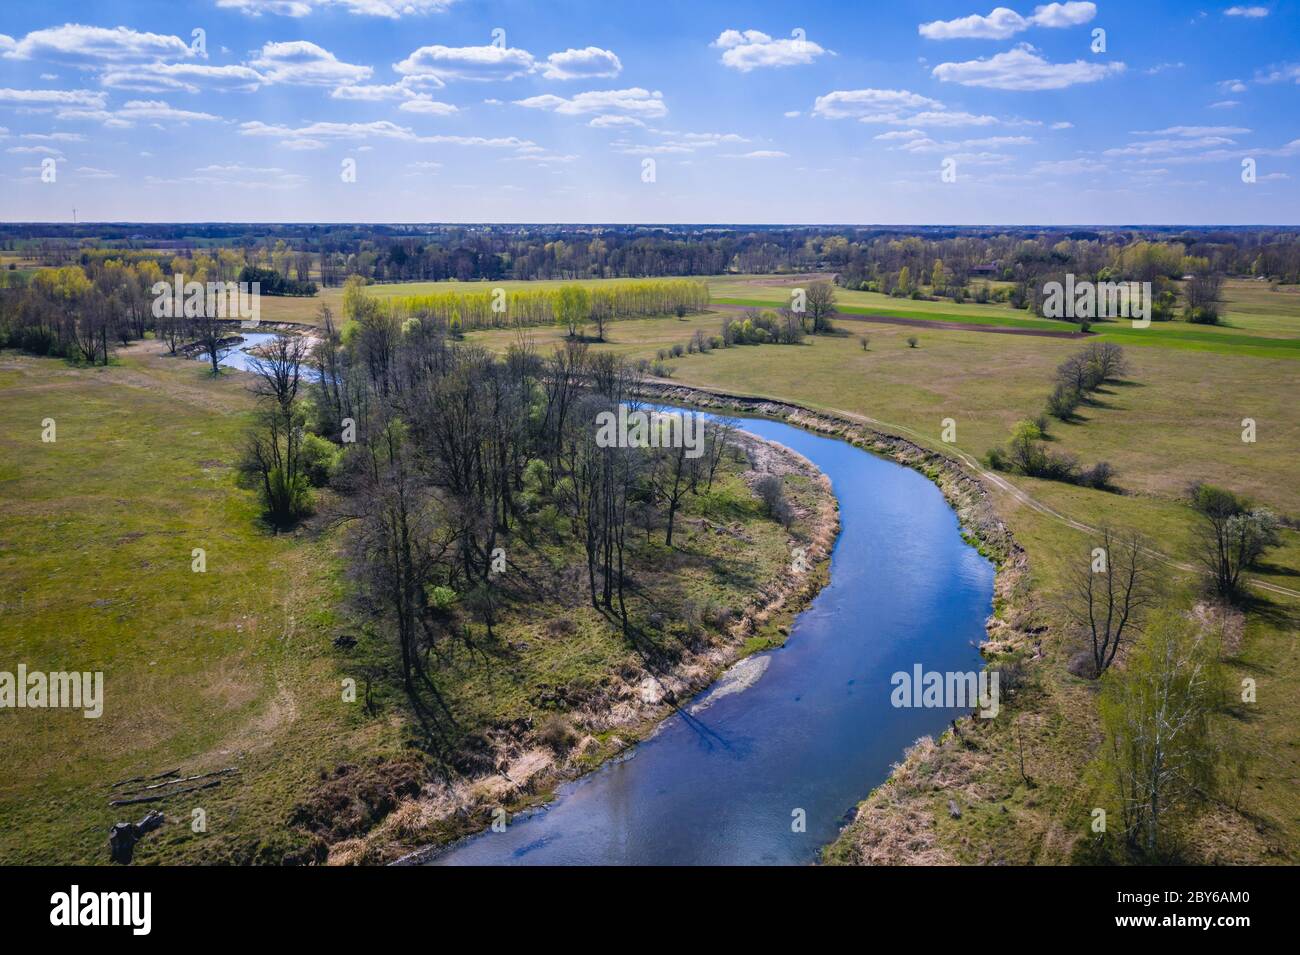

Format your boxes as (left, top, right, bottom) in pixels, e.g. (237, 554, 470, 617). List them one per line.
(537, 714, 579, 752)
(986, 447, 1007, 471)
(300, 431, 341, 487)
(1081, 461, 1116, 489)
(1047, 383, 1081, 420)
(859, 335, 870, 350)
(426, 585, 458, 614)
(906, 336, 919, 348)
(670, 342, 685, 358)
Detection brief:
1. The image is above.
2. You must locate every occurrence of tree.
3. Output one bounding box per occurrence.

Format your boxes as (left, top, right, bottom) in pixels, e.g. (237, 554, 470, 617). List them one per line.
(241, 333, 312, 526)
(803, 280, 837, 334)
(1189, 484, 1281, 602)
(1099, 610, 1221, 857)
(554, 284, 590, 338)
(1067, 526, 1157, 677)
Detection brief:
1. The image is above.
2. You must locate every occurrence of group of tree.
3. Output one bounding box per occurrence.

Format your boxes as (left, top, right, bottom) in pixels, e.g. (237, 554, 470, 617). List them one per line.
(260, 304, 754, 721)
(381, 278, 709, 337)
(1062, 513, 1271, 858)
(1047, 341, 1129, 421)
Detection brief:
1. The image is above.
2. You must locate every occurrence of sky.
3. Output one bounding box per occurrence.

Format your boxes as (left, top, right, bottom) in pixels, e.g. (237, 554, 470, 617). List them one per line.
(1, 0, 1298, 224)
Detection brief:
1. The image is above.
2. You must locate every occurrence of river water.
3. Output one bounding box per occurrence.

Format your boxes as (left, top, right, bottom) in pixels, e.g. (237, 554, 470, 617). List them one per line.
(426, 410, 995, 865)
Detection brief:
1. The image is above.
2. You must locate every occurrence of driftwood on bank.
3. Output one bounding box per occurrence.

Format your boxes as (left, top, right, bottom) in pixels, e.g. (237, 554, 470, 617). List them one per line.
(108, 768, 239, 806)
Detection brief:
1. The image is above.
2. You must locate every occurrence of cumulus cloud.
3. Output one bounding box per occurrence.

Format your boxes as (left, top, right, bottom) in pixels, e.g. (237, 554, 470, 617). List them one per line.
(514, 87, 667, 117)
(101, 62, 264, 93)
(398, 97, 459, 115)
(588, 114, 645, 128)
(711, 29, 829, 71)
(919, 2, 1095, 40)
(1224, 6, 1269, 17)
(249, 41, 372, 86)
(0, 87, 106, 107)
(811, 88, 942, 121)
(1, 24, 193, 61)
(542, 47, 621, 80)
(932, 44, 1125, 89)
(395, 44, 535, 81)
(56, 99, 222, 126)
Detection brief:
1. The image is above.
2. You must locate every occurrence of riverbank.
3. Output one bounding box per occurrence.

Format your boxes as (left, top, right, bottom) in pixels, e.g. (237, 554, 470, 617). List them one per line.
(328, 426, 840, 865)
(628, 381, 1053, 865)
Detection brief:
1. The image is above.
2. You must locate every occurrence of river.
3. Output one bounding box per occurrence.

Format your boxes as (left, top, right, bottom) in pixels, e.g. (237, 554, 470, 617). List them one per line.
(425, 409, 995, 865)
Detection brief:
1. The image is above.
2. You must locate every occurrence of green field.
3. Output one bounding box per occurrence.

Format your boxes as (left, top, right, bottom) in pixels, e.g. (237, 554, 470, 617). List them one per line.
(0, 338, 818, 864)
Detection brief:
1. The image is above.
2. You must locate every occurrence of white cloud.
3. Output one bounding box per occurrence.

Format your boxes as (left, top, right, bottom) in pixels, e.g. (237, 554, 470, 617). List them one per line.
(239, 118, 534, 150)
(395, 44, 535, 81)
(906, 110, 1003, 127)
(515, 87, 667, 117)
(932, 44, 1125, 90)
(0, 88, 106, 107)
(811, 88, 942, 120)
(1, 24, 193, 62)
(56, 99, 222, 126)
(711, 29, 829, 71)
(588, 114, 645, 128)
(1254, 63, 1300, 85)
(724, 150, 789, 158)
(217, 0, 458, 17)
(1132, 125, 1250, 137)
(249, 41, 372, 86)
(874, 129, 926, 141)
(75, 166, 117, 179)
(101, 62, 264, 93)
(1224, 6, 1269, 17)
(542, 47, 621, 80)
(783, 110, 800, 118)
(398, 97, 459, 115)
(919, 2, 1095, 40)
(1208, 100, 1239, 109)
(20, 132, 85, 141)
(7, 145, 65, 155)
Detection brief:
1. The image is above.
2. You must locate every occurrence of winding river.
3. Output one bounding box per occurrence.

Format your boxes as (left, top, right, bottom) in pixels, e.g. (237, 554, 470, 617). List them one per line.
(204, 338, 996, 865)
(428, 410, 995, 866)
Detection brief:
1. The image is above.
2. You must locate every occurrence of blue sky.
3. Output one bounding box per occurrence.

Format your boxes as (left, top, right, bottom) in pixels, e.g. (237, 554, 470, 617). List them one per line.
(1, 1, 1297, 223)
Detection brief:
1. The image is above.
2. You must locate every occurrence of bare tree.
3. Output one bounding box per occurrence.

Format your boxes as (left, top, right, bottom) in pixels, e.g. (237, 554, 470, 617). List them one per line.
(1067, 526, 1157, 677)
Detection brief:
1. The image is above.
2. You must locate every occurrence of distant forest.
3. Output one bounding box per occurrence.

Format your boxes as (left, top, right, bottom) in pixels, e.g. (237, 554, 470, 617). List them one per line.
(4, 223, 1300, 287)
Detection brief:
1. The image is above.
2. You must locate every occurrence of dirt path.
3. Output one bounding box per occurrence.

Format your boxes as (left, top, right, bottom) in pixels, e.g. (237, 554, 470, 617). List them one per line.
(709, 303, 1087, 339)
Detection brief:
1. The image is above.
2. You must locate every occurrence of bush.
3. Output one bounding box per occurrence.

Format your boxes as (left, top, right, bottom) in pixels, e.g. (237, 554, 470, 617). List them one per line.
(1185, 306, 1220, 325)
(670, 342, 685, 358)
(1047, 383, 1081, 420)
(1081, 461, 1116, 489)
(426, 585, 458, 614)
(986, 447, 1007, 471)
(906, 336, 919, 348)
(537, 714, 579, 753)
(859, 335, 870, 350)
(300, 432, 340, 487)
